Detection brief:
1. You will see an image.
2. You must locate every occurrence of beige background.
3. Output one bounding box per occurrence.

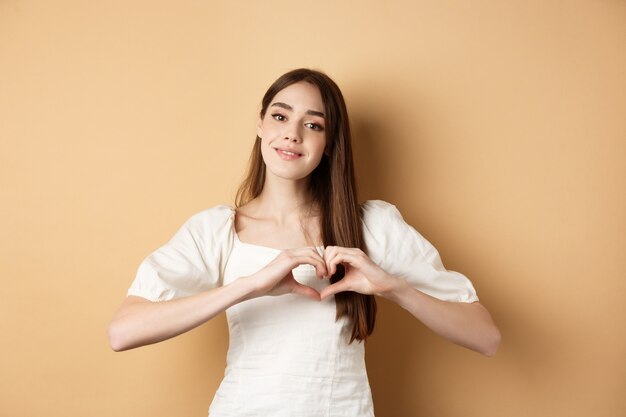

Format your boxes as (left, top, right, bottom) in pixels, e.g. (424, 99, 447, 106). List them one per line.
(1, 1, 625, 416)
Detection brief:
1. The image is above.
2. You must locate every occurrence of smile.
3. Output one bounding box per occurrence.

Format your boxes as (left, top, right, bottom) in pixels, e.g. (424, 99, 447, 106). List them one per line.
(274, 148, 303, 160)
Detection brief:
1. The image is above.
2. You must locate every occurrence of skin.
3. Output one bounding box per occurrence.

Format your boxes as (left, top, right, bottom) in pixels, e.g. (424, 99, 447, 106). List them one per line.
(257, 81, 328, 185)
(109, 82, 501, 356)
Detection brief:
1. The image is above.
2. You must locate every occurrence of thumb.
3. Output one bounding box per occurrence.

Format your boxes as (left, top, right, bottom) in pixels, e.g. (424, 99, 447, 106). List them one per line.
(290, 282, 321, 301)
(320, 280, 351, 300)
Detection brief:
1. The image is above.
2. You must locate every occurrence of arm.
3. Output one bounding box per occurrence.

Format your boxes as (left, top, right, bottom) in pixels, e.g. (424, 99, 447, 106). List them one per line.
(108, 247, 327, 352)
(381, 279, 500, 356)
(108, 279, 253, 352)
(320, 246, 501, 356)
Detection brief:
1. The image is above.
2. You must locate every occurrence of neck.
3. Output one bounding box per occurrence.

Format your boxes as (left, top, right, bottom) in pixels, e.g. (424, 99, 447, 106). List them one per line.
(253, 176, 317, 223)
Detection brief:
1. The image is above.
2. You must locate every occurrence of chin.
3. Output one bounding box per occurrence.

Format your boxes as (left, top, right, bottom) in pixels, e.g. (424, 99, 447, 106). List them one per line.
(266, 167, 313, 182)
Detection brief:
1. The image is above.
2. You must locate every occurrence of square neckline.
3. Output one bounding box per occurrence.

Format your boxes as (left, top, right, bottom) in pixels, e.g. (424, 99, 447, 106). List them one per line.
(230, 207, 325, 252)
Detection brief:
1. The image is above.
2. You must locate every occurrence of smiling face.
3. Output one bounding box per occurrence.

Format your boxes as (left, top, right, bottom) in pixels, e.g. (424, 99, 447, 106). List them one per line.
(257, 81, 327, 183)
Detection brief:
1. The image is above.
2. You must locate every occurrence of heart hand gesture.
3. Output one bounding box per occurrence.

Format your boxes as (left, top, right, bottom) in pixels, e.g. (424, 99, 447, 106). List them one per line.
(248, 246, 401, 301)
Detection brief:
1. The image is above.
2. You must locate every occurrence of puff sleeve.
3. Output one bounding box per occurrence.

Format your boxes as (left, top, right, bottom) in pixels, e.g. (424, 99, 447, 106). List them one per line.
(127, 205, 235, 302)
(361, 200, 478, 303)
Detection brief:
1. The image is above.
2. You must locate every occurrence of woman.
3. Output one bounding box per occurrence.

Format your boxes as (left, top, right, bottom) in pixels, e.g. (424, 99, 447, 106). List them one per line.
(109, 68, 500, 416)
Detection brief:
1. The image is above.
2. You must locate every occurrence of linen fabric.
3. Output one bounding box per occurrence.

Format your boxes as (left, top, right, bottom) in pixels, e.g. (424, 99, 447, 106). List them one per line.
(127, 200, 479, 416)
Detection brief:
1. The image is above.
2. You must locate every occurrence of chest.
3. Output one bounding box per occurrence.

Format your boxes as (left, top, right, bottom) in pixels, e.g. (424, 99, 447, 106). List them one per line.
(235, 214, 323, 249)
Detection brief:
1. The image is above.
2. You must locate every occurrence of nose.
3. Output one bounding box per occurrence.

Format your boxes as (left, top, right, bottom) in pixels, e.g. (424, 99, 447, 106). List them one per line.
(284, 123, 303, 143)
(284, 133, 302, 143)
(285, 135, 301, 143)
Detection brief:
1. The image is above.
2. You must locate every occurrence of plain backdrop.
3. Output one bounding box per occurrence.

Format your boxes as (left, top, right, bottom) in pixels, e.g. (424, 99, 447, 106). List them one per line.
(1, 1, 624, 416)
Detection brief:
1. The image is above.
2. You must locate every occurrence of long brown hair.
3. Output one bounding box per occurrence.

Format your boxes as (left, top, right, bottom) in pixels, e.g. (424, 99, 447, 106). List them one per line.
(236, 68, 376, 342)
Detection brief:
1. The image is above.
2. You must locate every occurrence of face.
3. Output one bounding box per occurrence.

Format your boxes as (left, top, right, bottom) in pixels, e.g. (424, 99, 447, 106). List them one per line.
(257, 81, 327, 182)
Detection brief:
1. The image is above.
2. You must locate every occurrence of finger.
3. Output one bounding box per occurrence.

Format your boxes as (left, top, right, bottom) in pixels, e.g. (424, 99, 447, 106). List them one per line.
(310, 255, 329, 278)
(323, 246, 337, 266)
(292, 255, 327, 278)
(320, 279, 352, 300)
(290, 282, 321, 301)
(326, 250, 362, 277)
(280, 247, 328, 285)
(324, 247, 363, 275)
(283, 246, 324, 262)
(323, 246, 341, 275)
(293, 252, 328, 278)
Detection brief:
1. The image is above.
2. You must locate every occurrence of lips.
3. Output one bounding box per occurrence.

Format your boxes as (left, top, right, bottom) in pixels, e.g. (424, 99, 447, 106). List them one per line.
(274, 148, 303, 160)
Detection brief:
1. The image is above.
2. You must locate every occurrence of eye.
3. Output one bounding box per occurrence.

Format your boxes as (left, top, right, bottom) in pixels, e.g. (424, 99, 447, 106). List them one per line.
(305, 122, 324, 132)
(271, 113, 286, 122)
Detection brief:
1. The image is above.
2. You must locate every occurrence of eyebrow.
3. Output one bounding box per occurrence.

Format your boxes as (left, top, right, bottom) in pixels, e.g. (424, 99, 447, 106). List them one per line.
(271, 102, 325, 118)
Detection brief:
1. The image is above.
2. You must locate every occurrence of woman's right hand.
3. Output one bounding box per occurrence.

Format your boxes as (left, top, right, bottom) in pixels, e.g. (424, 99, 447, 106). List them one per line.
(246, 247, 328, 301)
(108, 247, 327, 351)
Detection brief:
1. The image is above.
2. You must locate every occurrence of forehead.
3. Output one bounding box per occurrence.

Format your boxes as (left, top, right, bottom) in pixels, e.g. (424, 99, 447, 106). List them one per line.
(271, 82, 324, 112)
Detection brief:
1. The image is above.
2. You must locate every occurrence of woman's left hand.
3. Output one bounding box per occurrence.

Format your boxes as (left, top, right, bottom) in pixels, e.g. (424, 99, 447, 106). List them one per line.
(320, 247, 501, 356)
(320, 246, 404, 300)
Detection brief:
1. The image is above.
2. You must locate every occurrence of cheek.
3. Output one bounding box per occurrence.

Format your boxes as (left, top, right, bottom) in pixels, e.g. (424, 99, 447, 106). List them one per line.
(258, 117, 280, 139)
(259, 138, 272, 162)
(308, 142, 327, 166)
(314, 137, 327, 156)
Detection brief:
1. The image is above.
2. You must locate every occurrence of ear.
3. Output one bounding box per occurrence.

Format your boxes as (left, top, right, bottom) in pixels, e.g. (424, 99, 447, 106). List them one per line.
(256, 117, 263, 139)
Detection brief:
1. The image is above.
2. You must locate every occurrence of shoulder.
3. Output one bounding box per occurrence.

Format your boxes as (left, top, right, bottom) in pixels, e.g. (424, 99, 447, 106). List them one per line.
(182, 204, 236, 237)
(360, 199, 404, 227)
(360, 200, 428, 254)
(359, 200, 437, 265)
(359, 200, 406, 249)
(188, 204, 235, 222)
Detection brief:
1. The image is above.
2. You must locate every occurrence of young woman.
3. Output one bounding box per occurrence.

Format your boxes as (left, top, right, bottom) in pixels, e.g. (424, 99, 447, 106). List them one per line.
(109, 68, 500, 416)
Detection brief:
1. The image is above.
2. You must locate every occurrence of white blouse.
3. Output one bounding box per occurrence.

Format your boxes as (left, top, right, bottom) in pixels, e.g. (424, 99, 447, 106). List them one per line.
(127, 200, 478, 417)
